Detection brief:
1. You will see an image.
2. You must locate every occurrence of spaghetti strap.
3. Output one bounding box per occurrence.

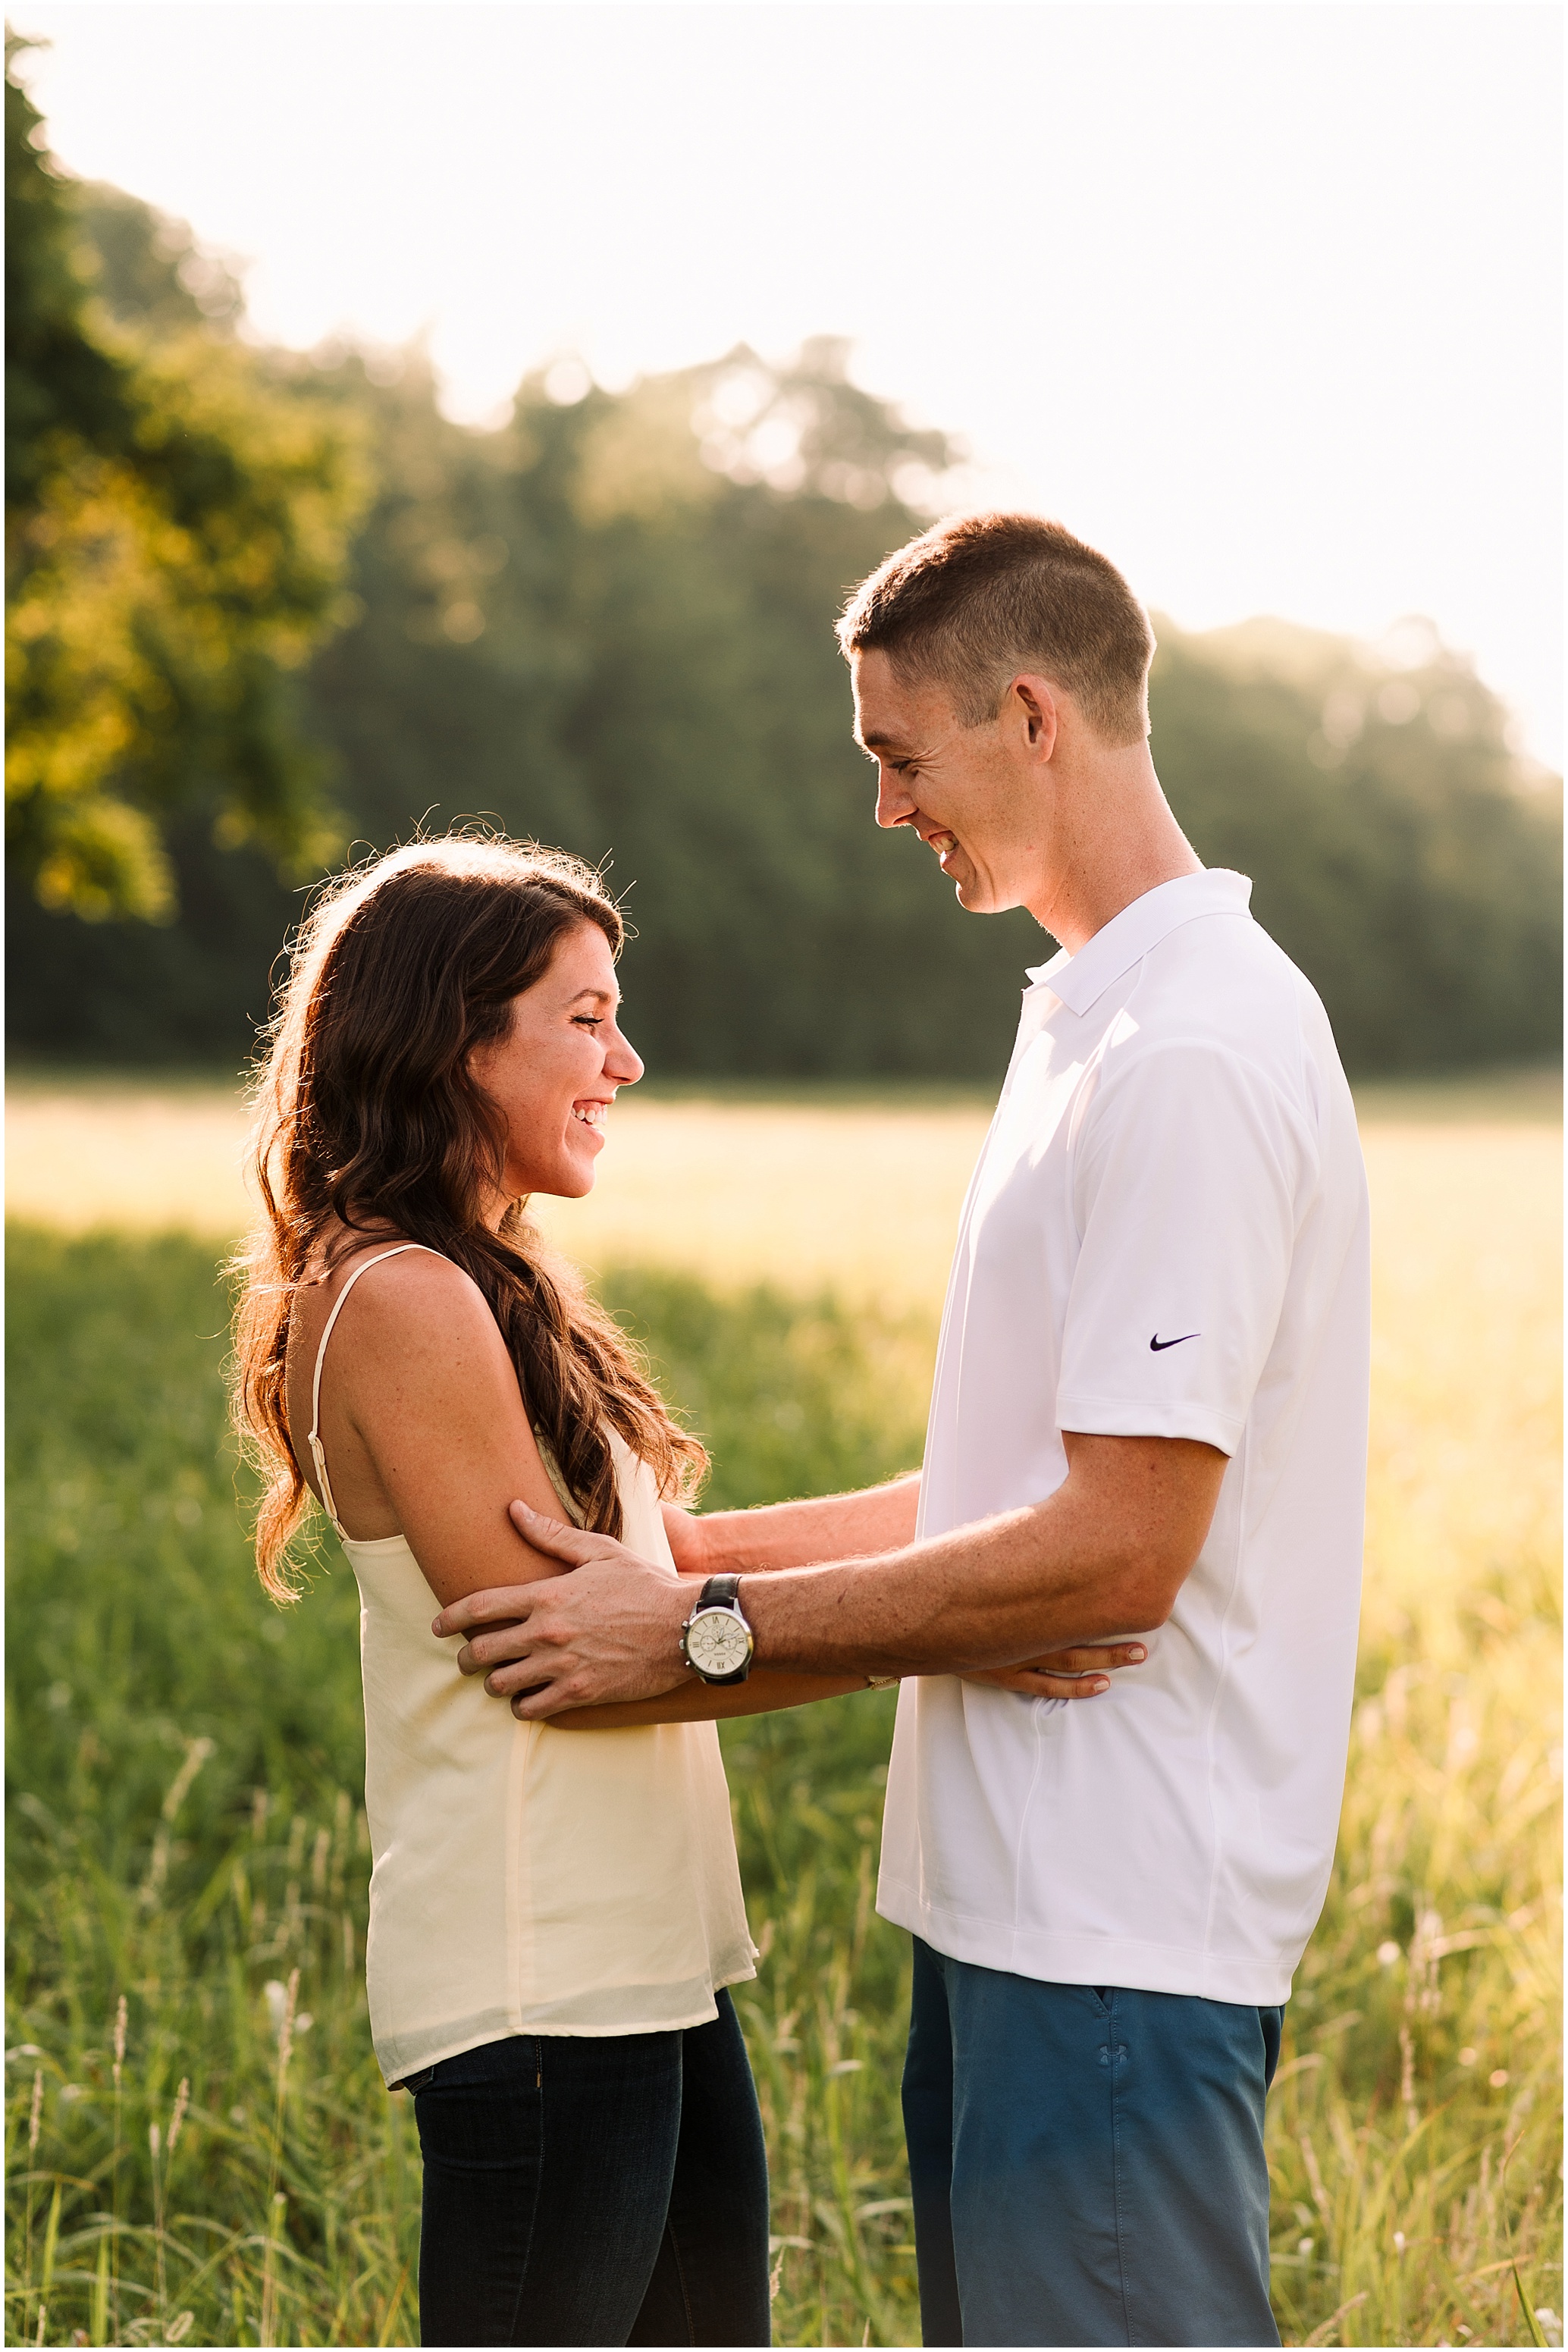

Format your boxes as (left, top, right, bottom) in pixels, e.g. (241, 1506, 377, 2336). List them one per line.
(306, 1244, 445, 1536)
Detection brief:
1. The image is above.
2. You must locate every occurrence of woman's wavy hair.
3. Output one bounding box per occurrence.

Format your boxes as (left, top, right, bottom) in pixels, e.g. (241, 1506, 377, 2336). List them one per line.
(231, 833, 706, 1599)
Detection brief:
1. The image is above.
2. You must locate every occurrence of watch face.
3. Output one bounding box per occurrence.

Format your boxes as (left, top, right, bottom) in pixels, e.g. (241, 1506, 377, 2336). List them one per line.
(686, 1607, 752, 1678)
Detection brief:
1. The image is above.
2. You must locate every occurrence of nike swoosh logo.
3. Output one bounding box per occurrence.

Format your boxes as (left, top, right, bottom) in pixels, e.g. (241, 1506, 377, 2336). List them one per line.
(1149, 1332, 1200, 1352)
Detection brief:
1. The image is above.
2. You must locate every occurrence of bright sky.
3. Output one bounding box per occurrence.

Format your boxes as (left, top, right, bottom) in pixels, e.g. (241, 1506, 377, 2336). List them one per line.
(13, 2, 1564, 764)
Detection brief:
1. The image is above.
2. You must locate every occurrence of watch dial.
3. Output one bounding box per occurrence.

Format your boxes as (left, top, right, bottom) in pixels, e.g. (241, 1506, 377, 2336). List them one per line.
(690, 1610, 751, 1675)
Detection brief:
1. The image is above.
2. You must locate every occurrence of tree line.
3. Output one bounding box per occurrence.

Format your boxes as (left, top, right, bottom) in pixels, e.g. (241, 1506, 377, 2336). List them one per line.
(7, 44, 1560, 1080)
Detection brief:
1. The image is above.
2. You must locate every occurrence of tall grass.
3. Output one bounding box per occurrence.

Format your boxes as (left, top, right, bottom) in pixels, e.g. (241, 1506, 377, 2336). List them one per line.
(5, 1199, 1560, 2347)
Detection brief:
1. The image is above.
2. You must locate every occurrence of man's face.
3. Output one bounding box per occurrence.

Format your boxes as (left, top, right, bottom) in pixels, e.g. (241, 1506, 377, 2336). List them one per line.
(851, 648, 1050, 916)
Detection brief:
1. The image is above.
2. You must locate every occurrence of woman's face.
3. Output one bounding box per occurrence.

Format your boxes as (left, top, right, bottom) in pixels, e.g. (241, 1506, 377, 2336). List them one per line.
(468, 922, 644, 1212)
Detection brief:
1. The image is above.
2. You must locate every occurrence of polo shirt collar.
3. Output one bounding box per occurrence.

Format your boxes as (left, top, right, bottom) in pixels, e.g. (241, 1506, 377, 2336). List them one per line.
(1025, 869, 1253, 1017)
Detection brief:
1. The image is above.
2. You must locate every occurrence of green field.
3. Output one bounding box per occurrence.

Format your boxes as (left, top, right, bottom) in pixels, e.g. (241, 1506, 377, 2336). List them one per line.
(5, 1091, 1562, 2347)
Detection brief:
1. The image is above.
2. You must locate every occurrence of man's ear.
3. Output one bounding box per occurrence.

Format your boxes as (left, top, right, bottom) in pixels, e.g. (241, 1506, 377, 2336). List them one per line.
(1009, 673, 1060, 761)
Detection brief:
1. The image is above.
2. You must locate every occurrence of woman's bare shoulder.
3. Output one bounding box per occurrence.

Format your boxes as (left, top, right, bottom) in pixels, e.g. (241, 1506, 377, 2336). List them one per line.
(294, 1231, 504, 1365)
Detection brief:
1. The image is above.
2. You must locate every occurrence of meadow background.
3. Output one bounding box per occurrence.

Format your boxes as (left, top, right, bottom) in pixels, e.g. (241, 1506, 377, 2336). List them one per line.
(5, 1071, 1562, 2350)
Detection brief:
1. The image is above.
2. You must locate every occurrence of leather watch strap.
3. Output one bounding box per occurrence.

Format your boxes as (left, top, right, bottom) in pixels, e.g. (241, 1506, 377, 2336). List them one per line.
(699, 1573, 742, 1610)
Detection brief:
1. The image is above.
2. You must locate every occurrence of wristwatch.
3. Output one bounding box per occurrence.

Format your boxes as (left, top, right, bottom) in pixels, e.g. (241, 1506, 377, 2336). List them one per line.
(680, 1574, 754, 1685)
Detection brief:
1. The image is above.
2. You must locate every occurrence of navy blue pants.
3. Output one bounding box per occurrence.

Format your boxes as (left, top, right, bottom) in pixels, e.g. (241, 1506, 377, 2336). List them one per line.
(409, 1990, 770, 2346)
(902, 1937, 1283, 2347)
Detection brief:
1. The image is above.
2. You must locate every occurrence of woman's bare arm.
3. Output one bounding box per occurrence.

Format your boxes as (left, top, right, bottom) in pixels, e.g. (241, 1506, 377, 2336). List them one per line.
(547, 1631, 1152, 1729)
(663, 1474, 920, 1576)
(550, 1668, 869, 1730)
(287, 1247, 610, 1610)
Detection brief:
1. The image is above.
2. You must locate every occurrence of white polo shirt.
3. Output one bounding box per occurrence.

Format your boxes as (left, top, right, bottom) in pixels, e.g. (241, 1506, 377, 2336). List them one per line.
(877, 869, 1370, 2006)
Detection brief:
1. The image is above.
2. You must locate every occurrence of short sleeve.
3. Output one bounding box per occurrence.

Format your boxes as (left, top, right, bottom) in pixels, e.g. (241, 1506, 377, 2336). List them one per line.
(1056, 1043, 1313, 1456)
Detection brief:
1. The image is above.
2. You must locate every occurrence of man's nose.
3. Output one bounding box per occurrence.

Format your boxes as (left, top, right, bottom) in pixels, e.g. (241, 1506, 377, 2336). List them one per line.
(875, 769, 916, 829)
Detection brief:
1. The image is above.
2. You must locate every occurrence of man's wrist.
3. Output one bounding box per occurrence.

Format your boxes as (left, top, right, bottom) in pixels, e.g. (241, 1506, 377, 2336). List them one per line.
(681, 1572, 754, 1683)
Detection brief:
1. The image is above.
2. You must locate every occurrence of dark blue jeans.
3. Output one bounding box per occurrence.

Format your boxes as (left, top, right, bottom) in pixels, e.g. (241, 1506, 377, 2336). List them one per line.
(409, 1990, 770, 2347)
(903, 1938, 1284, 2347)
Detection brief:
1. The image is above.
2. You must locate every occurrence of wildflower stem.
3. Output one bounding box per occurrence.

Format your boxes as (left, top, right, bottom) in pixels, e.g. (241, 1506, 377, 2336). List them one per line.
(110, 1993, 127, 2345)
(259, 1967, 299, 2349)
(24, 2068, 42, 2332)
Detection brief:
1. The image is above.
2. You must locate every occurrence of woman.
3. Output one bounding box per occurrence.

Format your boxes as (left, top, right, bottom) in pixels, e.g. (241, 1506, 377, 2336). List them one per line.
(231, 832, 1127, 2347)
(234, 836, 786, 2347)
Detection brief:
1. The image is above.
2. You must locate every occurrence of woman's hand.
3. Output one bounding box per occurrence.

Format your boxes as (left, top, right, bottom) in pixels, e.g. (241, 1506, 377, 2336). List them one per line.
(960, 1640, 1149, 1698)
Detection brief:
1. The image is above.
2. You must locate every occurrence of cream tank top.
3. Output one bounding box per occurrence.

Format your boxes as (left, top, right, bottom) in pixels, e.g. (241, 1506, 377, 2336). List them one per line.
(306, 1245, 757, 2087)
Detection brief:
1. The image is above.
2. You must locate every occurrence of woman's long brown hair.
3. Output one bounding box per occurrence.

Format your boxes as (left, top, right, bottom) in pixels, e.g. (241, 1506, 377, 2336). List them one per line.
(230, 835, 706, 1599)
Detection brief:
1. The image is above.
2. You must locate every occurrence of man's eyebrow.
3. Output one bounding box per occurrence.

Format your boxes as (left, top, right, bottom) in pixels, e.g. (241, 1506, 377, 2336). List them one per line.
(856, 728, 905, 753)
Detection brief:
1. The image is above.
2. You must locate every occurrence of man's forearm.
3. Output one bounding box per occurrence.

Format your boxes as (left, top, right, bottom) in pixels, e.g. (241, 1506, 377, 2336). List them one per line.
(695, 1471, 920, 1575)
(454, 1435, 1224, 1716)
(739, 1479, 1184, 1677)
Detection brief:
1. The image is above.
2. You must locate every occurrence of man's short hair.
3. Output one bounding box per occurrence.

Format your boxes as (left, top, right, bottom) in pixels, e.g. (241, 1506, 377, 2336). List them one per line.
(837, 512, 1155, 746)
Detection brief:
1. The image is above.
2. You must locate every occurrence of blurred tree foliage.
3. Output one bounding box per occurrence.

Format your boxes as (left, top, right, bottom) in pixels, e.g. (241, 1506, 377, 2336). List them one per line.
(1148, 618, 1561, 1071)
(5, 148, 1560, 1077)
(4, 37, 368, 922)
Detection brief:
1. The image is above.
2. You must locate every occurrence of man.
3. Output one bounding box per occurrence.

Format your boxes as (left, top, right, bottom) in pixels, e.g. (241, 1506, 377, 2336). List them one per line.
(437, 513, 1371, 2348)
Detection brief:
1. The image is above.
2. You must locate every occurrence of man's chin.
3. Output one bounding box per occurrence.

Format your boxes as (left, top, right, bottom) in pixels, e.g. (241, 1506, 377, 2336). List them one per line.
(953, 870, 1024, 917)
